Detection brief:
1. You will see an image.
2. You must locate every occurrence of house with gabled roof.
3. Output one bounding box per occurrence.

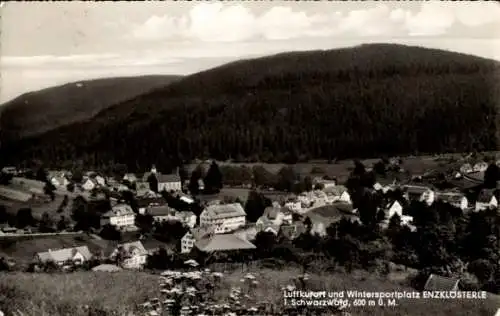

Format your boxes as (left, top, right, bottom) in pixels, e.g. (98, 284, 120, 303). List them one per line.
(423, 274, 460, 291)
(10, 177, 46, 195)
(0, 185, 32, 202)
(34, 246, 92, 265)
(145, 204, 176, 222)
(373, 178, 397, 193)
(123, 173, 138, 183)
(255, 207, 293, 234)
(305, 203, 359, 236)
(110, 241, 148, 269)
(48, 171, 71, 188)
(82, 178, 99, 191)
(403, 185, 435, 205)
(143, 165, 182, 192)
(475, 189, 498, 212)
(137, 197, 166, 214)
(324, 185, 351, 204)
(199, 203, 246, 234)
(472, 162, 488, 173)
(195, 234, 256, 253)
(384, 200, 403, 219)
(460, 163, 473, 175)
(181, 226, 215, 254)
(101, 204, 136, 228)
(437, 192, 468, 210)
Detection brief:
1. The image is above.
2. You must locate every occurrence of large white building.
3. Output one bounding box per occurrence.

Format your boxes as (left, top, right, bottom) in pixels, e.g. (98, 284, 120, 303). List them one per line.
(101, 204, 136, 228)
(199, 203, 246, 234)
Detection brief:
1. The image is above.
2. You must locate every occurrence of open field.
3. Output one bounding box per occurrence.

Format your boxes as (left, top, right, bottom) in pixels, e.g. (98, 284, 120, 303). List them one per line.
(0, 267, 498, 316)
(0, 191, 74, 224)
(0, 234, 99, 265)
(189, 151, 500, 181)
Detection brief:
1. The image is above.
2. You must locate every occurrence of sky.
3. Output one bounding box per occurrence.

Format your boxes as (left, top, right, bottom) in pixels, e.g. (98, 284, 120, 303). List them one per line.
(1, 1, 500, 103)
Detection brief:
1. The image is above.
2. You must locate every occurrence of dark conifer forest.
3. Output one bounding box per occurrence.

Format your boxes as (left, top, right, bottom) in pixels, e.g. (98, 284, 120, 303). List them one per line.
(1, 44, 499, 171)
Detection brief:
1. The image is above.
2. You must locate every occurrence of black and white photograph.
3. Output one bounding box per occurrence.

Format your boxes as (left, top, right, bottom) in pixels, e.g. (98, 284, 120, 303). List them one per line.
(0, 1, 499, 316)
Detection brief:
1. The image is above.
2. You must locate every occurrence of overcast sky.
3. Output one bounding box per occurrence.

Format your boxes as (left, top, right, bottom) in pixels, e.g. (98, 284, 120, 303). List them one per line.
(1, 1, 499, 103)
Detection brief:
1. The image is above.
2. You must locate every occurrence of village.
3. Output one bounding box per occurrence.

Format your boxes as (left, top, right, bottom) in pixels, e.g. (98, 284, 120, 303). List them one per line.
(0, 156, 499, 315)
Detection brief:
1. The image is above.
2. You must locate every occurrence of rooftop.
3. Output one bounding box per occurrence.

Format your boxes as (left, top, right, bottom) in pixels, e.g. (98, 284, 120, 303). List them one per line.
(103, 204, 135, 217)
(115, 241, 148, 256)
(477, 189, 496, 203)
(195, 234, 256, 252)
(36, 246, 92, 263)
(203, 203, 246, 219)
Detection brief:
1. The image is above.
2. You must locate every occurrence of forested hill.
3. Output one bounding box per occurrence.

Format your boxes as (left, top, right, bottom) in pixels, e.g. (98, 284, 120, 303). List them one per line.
(2, 44, 499, 171)
(0, 75, 182, 140)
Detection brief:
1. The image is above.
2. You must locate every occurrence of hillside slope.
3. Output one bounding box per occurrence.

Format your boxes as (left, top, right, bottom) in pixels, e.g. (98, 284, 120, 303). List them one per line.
(0, 75, 181, 140)
(2, 44, 499, 170)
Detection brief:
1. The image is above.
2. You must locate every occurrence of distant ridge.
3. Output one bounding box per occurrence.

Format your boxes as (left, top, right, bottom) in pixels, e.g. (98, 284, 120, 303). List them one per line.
(1, 43, 499, 169)
(0, 75, 182, 140)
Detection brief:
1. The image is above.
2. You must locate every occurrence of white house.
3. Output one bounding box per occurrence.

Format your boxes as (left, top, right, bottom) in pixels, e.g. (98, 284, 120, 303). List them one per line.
(101, 204, 136, 228)
(384, 200, 403, 219)
(94, 175, 106, 186)
(144, 165, 182, 192)
(49, 172, 70, 188)
(284, 201, 302, 213)
(199, 203, 246, 234)
(82, 178, 98, 191)
(475, 189, 498, 212)
(403, 185, 435, 205)
(176, 211, 197, 228)
(459, 163, 473, 174)
(472, 162, 488, 173)
(123, 173, 138, 183)
(373, 180, 396, 193)
(137, 198, 166, 214)
(157, 174, 182, 192)
(314, 178, 337, 189)
(437, 192, 469, 210)
(324, 185, 351, 204)
(255, 207, 292, 235)
(181, 227, 214, 254)
(10, 177, 46, 195)
(110, 241, 148, 269)
(35, 246, 92, 265)
(146, 205, 175, 222)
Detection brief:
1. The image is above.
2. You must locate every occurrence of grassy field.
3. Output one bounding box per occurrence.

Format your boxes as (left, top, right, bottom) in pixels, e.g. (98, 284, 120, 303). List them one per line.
(1, 192, 74, 224)
(0, 267, 498, 316)
(188, 157, 446, 184)
(189, 152, 500, 183)
(0, 234, 100, 265)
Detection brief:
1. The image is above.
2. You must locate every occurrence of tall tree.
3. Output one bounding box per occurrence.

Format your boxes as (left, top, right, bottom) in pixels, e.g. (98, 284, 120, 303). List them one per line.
(244, 190, 271, 222)
(484, 163, 500, 189)
(39, 212, 54, 233)
(204, 161, 223, 194)
(189, 164, 203, 195)
(147, 173, 159, 193)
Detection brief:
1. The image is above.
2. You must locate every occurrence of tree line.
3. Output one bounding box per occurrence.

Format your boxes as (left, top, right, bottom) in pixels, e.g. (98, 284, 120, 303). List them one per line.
(2, 45, 499, 171)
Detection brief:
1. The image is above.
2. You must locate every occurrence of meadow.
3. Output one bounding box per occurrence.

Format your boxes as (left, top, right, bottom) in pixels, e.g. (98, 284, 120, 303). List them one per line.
(0, 234, 99, 266)
(0, 265, 498, 316)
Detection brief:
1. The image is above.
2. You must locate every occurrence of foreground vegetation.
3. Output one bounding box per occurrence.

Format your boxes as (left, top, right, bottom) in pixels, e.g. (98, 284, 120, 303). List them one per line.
(0, 266, 498, 316)
(2, 44, 500, 169)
